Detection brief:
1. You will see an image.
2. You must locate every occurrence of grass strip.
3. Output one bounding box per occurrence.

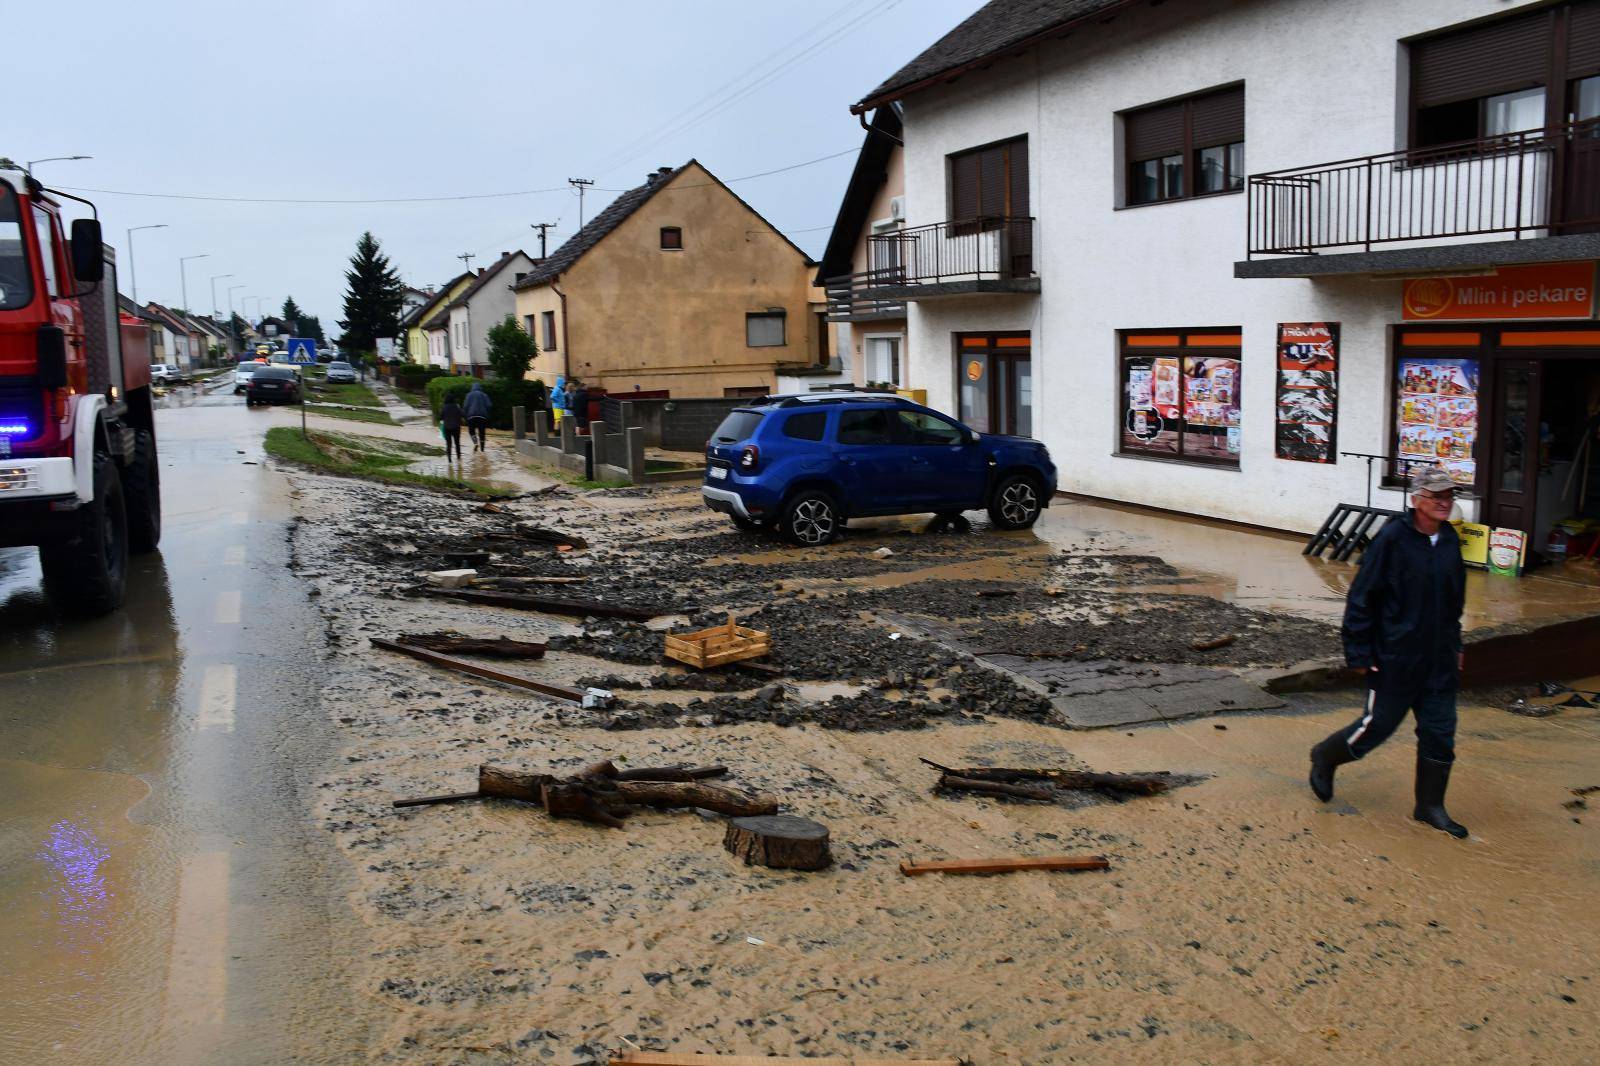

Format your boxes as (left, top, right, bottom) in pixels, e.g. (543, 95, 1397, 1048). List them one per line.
(304, 380, 383, 407)
(263, 427, 511, 498)
(304, 404, 396, 425)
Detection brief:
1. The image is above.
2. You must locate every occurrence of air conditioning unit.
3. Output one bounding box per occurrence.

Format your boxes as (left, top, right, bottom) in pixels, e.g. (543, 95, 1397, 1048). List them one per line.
(889, 195, 905, 221)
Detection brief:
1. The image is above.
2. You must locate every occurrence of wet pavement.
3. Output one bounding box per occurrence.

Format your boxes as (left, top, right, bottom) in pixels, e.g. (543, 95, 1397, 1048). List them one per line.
(0, 384, 377, 1063)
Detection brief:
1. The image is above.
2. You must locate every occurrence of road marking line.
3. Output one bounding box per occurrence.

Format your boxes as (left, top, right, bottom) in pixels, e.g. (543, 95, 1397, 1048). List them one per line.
(214, 590, 241, 625)
(160, 850, 230, 1060)
(223, 545, 245, 566)
(197, 664, 236, 732)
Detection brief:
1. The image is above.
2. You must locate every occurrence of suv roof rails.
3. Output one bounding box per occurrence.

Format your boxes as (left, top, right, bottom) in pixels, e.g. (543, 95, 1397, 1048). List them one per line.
(748, 393, 901, 408)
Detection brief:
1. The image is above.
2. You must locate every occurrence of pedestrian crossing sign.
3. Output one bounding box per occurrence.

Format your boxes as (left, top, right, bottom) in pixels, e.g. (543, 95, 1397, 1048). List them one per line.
(287, 337, 316, 364)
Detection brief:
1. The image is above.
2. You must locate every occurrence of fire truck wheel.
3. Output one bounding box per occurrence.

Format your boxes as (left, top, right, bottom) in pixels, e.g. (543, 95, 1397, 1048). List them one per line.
(123, 429, 161, 552)
(40, 455, 129, 616)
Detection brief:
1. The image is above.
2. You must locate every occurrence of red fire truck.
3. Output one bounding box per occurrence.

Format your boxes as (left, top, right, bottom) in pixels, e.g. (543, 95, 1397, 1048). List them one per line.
(0, 162, 160, 615)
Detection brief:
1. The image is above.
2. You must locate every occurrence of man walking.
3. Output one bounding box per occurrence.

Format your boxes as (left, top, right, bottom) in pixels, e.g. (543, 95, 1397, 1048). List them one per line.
(463, 381, 492, 452)
(438, 391, 464, 463)
(1309, 469, 1469, 838)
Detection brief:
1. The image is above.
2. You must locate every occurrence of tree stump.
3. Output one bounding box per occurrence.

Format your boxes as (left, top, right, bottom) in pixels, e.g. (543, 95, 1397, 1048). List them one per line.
(723, 814, 832, 871)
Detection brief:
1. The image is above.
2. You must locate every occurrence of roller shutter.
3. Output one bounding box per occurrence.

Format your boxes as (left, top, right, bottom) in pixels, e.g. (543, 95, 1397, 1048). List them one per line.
(1412, 8, 1552, 108)
(1125, 100, 1184, 160)
(1190, 85, 1244, 148)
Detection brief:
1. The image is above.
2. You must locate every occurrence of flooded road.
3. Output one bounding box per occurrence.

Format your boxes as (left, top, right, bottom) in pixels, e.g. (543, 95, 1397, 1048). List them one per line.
(0, 385, 375, 1063)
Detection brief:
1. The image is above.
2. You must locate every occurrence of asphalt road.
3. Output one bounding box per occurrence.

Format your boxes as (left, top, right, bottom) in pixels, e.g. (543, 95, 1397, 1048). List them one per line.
(0, 382, 378, 1063)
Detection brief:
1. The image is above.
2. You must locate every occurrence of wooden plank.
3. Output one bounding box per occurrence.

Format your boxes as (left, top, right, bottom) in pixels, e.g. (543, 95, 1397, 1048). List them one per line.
(423, 587, 666, 621)
(370, 637, 588, 703)
(611, 1049, 960, 1056)
(899, 855, 1110, 877)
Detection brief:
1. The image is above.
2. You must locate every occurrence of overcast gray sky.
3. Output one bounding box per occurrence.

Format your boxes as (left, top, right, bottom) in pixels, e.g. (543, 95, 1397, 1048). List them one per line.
(10, 0, 976, 333)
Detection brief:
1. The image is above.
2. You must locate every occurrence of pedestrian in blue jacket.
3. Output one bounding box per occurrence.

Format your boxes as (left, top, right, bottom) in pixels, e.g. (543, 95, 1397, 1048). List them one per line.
(1309, 468, 1469, 837)
(462, 381, 492, 451)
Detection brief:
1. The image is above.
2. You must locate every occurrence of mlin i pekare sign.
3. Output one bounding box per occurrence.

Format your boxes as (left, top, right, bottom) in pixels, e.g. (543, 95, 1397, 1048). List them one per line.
(1402, 262, 1595, 320)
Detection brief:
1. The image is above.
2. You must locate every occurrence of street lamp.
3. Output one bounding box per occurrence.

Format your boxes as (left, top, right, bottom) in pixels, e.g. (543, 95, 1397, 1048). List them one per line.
(210, 273, 233, 317)
(26, 154, 91, 176)
(178, 253, 209, 314)
(126, 223, 167, 303)
(227, 284, 246, 354)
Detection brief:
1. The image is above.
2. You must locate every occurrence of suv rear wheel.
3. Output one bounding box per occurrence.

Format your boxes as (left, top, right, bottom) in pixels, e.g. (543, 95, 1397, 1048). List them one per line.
(987, 473, 1043, 530)
(780, 489, 840, 546)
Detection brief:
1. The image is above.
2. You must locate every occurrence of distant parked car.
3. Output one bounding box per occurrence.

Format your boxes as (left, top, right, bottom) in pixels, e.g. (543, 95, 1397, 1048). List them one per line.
(149, 363, 182, 384)
(702, 394, 1057, 545)
(232, 362, 262, 394)
(245, 365, 301, 406)
(324, 360, 357, 384)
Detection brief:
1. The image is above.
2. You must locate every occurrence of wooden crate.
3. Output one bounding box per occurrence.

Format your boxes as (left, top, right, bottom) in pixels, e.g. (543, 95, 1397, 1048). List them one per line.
(664, 614, 771, 669)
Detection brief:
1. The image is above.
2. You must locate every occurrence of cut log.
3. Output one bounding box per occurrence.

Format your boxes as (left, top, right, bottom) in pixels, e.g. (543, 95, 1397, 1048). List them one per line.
(723, 814, 832, 870)
(1191, 633, 1238, 651)
(899, 855, 1110, 876)
(422, 587, 667, 621)
(938, 774, 1054, 802)
(370, 637, 588, 703)
(478, 765, 557, 803)
(397, 631, 548, 658)
(542, 782, 626, 828)
(614, 780, 778, 817)
(919, 758, 1174, 796)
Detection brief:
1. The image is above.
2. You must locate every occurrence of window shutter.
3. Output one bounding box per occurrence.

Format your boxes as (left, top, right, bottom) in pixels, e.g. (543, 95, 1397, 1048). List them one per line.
(1006, 138, 1030, 217)
(978, 146, 1006, 218)
(950, 151, 980, 221)
(1125, 100, 1185, 160)
(1190, 86, 1244, 148)
(1570, 1, 1600, 80)
(1412, 8, 1551, 108)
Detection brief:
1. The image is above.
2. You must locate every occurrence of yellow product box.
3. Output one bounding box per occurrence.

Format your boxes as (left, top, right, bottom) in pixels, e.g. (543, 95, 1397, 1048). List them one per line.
(1455, 520, 1489, 568)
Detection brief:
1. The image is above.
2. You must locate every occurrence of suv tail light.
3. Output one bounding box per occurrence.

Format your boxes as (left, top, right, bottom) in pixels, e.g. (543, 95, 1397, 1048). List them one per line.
(739, 444, 759, 471)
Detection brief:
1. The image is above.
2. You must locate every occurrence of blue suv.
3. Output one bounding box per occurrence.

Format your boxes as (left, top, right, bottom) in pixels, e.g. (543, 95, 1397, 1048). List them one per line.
(702, 394, 1057, 545)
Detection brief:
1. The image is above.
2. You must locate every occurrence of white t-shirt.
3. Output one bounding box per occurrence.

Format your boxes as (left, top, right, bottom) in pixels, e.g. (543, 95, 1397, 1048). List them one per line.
(1429, 532, 1440, 546)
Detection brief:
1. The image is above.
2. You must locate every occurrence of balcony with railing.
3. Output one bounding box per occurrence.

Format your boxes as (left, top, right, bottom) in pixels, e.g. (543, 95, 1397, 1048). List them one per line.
(824, 217, 1039, 311)
(824, 268, 908, 322)
(1238, 119, 1600, 278)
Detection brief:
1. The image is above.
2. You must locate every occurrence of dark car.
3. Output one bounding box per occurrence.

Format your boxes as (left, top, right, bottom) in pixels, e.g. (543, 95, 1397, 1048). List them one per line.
(702, 394, 1057, 545)
(245, 365, 301, 406)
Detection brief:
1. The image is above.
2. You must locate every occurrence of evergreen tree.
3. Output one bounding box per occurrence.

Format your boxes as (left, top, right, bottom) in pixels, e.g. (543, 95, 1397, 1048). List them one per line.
(300, 314, 326, 344)
(278, 296, 325, 344)
(336, 232, 404, 353)
(486, 314, 538, 383)
(281, 296, 305, 329)
(228, 312, 250, 347)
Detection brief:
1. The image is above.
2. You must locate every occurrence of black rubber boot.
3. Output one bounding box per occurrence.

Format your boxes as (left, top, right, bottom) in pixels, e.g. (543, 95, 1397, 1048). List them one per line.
(1308, 733, 1355, 802)
(1412, 755, 1468, 838)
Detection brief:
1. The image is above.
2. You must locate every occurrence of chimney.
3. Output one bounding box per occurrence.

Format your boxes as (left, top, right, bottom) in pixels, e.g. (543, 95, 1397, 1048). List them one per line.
(501, 251, 509, 258)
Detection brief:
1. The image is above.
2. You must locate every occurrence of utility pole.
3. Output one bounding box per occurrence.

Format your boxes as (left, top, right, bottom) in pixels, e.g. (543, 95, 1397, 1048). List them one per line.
(457, 252, 476, 271)
(178, 253, 209, 314)
(568, 178, 594, 228)
(210, 273, 233, 317)
(530, 222, 556, 259)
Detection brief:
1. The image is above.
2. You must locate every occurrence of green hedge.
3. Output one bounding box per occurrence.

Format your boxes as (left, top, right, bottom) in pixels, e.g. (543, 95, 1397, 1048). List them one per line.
(424, 375, 530, 429)
(394, 363, 448, 390)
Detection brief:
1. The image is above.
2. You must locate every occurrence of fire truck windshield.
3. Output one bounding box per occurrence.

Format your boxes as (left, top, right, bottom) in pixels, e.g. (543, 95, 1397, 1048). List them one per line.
(0, 182, 32, 311)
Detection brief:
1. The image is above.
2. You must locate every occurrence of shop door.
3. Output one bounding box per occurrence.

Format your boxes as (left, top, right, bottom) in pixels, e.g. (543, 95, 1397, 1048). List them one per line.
(957, 334, 1032, 437)
(1486, 360, 1542, 534)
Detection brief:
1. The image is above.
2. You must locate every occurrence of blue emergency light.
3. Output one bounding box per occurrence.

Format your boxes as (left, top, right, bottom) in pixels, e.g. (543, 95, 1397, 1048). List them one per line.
(0, 421, 32, 436)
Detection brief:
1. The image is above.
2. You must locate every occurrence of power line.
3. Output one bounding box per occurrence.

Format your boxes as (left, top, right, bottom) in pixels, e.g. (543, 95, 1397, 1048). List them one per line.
(54, 184, 570, 205)
(597, 145, 860, 192)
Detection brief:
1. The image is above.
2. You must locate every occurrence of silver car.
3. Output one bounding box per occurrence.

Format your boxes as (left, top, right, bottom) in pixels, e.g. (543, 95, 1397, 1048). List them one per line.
(233, 362, 264, 394)
(325, 360, 357, 384)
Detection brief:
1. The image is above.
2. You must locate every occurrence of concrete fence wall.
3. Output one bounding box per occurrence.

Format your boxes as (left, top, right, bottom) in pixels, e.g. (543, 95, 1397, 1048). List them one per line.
(598, 397, 745, 451)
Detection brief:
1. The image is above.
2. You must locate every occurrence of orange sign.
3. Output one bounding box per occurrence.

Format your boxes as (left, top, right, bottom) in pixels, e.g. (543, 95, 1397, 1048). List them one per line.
(966, 360, 983, 381)
(1402, 262, 1595, 320)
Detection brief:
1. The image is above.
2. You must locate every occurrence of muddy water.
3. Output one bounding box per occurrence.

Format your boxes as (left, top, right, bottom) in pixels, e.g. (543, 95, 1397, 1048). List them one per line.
(0, 397, 378, 1063)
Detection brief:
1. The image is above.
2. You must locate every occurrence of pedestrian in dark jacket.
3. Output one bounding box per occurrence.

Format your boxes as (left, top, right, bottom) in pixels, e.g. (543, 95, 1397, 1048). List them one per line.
(463, 381, 492, 451)
(1309, 468, 1469, 837)
(439, 394, 464, 462)
(570, 380, 590, 432)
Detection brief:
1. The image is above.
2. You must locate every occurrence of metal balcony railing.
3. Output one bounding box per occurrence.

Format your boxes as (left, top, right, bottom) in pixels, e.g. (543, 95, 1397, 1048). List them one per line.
(824, 268, 907, 320)
(866, 216, 1036, 286)
(1247, 119, 1600, 256)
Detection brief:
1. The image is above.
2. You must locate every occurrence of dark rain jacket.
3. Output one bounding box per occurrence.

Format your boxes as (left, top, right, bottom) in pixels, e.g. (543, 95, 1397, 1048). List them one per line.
(439, 400, 463, 431)
(462, 384, 492, 420)
(1340, 512, 1466, 692)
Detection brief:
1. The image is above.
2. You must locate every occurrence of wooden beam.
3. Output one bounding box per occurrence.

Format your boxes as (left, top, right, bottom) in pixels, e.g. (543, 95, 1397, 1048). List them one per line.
(899, 855, 1110, 877)
(423, 586, 666, 620)
(370, 637, 588, 703)
(610, 1055, 964, 1066)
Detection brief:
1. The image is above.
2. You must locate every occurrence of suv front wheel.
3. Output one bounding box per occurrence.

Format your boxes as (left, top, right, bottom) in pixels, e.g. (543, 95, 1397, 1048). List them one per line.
(987, 473, 1043, 530)
(779, 489, 840, 546)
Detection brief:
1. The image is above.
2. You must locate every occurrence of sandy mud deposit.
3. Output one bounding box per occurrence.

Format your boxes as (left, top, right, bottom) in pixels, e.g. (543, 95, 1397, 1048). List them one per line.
(283, 472, 1600, 1063)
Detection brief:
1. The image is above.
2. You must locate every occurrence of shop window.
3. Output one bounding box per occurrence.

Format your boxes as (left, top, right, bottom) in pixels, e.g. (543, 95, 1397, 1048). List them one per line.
(1118, 329, 1243, 467)
(1394, 354, 1480, 488)
(1123, 85, 1244, 206)
(746, 310, 785, 347)
(660, 226, 682, 250)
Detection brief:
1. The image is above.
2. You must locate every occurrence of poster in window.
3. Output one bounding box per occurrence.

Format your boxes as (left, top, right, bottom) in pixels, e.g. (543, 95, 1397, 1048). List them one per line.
(1394, 356, 1479, 487)
(1181, 356, 1241, 461)
(1122, 357, 1178, 454)
(1274, 322, 1338, 463)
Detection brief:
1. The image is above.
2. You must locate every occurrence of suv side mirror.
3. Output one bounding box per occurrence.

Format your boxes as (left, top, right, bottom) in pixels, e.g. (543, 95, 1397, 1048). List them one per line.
(69, 218, 104, 283)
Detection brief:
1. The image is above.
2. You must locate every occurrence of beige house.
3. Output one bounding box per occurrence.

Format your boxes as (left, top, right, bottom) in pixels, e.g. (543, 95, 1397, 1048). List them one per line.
(511, 160, 827, 398)
(815, 107, 907, 391)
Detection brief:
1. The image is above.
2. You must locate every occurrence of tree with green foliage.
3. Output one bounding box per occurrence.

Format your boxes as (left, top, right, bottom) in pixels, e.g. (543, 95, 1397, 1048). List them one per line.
(336, 232, 404, 353)
(280, 296, 326, 343)
(485, 314, 538, 383)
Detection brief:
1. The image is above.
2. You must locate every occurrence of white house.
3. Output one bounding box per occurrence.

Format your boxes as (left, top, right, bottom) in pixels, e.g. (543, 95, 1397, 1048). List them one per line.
(852, 0, 1600, 547)
(442, 251, 535, 376)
